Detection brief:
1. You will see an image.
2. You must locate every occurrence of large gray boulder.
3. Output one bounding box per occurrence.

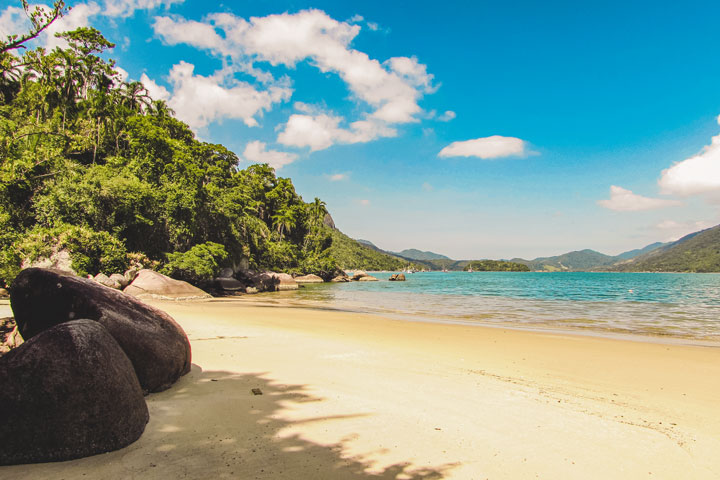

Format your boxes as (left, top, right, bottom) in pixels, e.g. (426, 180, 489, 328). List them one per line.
(351, 270, 368, 281)
(241, 271, 298, 292)
(275, 273, 298, 291)
(11, 268, 191, 393)
(124, 269, 211, 300)
(358, 275, 379, 282)
(0, 320, 149, 465)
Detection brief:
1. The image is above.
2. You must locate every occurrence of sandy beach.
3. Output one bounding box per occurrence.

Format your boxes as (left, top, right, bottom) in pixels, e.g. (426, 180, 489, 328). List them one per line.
(2, 297, 720, 479)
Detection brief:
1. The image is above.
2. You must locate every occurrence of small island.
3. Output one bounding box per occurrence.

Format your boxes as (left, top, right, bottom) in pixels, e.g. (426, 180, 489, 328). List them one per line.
(463, 260, 530, 272)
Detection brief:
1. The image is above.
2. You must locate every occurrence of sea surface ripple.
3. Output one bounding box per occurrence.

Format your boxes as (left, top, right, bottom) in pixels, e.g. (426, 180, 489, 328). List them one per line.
(287, 272, 720, 342)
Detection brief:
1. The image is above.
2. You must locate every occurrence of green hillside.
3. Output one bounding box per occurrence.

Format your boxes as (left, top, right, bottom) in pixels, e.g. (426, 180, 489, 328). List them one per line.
(393, 249, 451, 261)
(513, 249, 619, 271)
(611, 225, 720, 272)
(615, 242, 670, 260)
(327, 230, 423, 271)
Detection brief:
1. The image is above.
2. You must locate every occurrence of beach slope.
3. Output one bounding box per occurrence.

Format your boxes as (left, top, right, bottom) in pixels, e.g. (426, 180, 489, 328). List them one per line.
(2, 298, 719, 479)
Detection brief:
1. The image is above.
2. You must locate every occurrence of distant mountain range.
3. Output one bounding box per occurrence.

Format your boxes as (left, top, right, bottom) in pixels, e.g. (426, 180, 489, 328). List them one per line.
(339, 224, 720, 273)
(608, 225, 720, 272)
(392, 249, 451, 261)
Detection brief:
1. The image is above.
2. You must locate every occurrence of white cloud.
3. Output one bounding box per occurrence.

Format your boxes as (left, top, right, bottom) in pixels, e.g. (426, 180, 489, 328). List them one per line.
(422, 182, 433, 191)
(139, 73, 170, 101)
(242, 141, 297, 169)
(277, 113, 395, 151)
(153, 15, 226, 52)
(438, 135, 528, 159)
(359, 199, 370, 206)
(597, 186, 682, 212)
(438, 110, 456, 122)
(103, 0, 183, 18)
(658, 115, 720, 197)
(160, 62, 291, 129)
(327, 173, 348, 181)
(0, 6, 26, 40)
(153, 9, 435, 147)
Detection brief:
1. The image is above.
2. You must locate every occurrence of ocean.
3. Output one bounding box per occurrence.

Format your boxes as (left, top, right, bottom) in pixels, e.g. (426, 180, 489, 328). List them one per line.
(281, 272, 720, 342)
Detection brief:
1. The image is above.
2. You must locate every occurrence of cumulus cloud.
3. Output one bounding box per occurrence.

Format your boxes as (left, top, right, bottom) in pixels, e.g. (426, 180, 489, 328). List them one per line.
(597, 186, 682, 212)
(0, 6, 26, 40)
(278, 113, 395, 151)
(658, 115, 720, 197)
(438, 110, 456, 122)
(243, 141, 298, 169)
(139, 73, 170, 101)
(438, 135, 528, 159)
(156, 62, 291, 129)
(153, 9, 435, 146)
(103, 0, 183, 18)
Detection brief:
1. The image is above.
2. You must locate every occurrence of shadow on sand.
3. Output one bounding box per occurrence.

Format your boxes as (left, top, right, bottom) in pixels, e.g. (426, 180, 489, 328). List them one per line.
(2, 364, 456, 479)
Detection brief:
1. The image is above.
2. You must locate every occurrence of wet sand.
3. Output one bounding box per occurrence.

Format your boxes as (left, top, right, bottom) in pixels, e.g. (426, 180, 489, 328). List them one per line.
(2, 297, 720, 479)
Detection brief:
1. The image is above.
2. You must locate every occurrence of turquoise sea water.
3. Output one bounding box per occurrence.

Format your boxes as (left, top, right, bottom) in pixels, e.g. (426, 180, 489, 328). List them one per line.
(284, 272, 720, 342)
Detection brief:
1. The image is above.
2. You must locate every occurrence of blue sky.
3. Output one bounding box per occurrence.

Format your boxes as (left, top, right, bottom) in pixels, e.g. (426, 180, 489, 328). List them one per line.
(3, 0, 720, 259)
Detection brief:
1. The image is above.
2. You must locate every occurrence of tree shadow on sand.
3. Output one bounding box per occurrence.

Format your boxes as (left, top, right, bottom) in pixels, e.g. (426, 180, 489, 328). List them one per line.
(2, 365, 457, 479)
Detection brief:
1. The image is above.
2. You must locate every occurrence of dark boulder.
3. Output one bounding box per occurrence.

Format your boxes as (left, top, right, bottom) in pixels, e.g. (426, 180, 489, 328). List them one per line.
(11, 268, 191, 393)
(0, 320, 148, 465)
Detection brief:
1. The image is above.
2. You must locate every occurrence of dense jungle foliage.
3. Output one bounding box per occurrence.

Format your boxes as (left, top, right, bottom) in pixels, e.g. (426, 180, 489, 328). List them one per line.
(0, 3, 338, 286)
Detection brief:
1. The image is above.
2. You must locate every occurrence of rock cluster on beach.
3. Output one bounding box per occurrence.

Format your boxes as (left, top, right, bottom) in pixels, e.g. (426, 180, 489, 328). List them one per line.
(0, 267, 193, 465)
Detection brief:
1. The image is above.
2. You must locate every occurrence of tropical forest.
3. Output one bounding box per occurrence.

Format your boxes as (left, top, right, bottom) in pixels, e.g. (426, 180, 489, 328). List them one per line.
(0, 2, 343, 287)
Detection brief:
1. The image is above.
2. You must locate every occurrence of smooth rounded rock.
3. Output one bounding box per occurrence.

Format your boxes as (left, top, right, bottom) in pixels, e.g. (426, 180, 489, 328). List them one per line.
(0, 320, 148, 465)
(294, 274, 324, 284)
(11, 268, 191, 393)
(124, 269, 211, 300)
(358, 275, 379, 282)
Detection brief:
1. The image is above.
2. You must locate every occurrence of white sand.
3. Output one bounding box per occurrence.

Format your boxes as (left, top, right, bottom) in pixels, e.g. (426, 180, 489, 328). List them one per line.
(2, 297, 720, 479)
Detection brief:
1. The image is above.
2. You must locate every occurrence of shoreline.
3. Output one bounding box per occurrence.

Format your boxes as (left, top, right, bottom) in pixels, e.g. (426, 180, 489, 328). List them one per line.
(4, 294, 720, 348)
(2, 296, 719, 478)
(229, 293, 720, 348)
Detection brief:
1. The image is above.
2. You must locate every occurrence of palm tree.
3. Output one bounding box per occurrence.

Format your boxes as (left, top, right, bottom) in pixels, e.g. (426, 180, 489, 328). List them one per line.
(271, 207, 296, 241)
(309, 197, 327, 228)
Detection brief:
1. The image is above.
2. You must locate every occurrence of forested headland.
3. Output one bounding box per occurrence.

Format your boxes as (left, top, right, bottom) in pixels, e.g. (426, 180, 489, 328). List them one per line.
(0, 2, 342, 287)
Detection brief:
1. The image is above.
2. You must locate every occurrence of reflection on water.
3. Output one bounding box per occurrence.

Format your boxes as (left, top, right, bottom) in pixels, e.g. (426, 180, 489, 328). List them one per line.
(279, 272, 720, 341)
